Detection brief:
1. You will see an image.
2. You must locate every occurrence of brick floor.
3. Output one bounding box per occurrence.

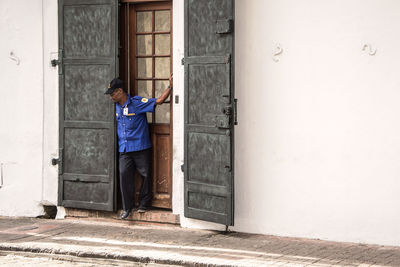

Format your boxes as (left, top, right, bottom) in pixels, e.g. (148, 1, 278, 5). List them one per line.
(0, 217, 400, 266)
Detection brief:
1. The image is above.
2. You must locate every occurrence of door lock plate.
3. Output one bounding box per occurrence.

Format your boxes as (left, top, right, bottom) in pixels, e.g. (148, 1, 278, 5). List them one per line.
(216, 115, 230, 129)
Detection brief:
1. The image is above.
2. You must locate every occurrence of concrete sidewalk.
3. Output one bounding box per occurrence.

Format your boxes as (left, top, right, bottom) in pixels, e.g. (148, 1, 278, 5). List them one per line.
(0, 217, 399, 267)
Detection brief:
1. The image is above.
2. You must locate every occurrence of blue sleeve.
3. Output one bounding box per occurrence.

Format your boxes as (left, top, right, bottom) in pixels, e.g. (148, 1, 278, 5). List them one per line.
(132, 96, 156, 114)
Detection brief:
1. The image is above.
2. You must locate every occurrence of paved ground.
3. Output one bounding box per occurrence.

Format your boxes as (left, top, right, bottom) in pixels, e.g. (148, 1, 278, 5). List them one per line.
(1, 217, 400, 267)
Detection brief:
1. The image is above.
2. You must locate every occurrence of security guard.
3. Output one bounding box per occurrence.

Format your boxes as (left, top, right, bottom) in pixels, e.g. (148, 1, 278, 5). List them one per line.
(105, 75, 172, 219)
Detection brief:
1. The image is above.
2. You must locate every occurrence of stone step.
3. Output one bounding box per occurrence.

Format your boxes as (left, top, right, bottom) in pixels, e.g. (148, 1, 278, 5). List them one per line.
(64, 208, 180, 225)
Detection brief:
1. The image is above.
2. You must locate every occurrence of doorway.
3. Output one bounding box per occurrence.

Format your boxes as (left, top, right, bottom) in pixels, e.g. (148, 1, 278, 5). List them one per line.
(119, 0, 173, 209)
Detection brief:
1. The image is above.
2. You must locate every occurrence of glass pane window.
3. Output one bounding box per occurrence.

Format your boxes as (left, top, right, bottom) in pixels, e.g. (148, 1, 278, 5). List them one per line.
(134, 8, 171, 125)
(155, 34, 170, 55)
(137, 35, 152, 55)
(138, 80, 152, 98)
(155, 57, 170, 78)
(155, 80, 169, 98)
(146, 113, 153, 123)
(156, 103, 170, 123)
(136, 11, 152, 32)
(137, 58, 152, 78)
(155, 10, 170, 32)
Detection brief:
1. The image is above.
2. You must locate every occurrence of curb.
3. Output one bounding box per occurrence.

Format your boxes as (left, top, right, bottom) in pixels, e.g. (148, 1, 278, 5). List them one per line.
(0, 243, 235, 267)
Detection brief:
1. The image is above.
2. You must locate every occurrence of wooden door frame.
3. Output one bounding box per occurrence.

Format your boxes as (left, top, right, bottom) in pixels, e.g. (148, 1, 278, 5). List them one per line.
(119, 0, 173, 209)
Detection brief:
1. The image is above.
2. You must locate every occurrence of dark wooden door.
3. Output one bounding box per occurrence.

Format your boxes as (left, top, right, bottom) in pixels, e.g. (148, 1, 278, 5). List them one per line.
(184, 0, 235, 225)
(120, 1, 173, 209)
(58, 0, 118, 211)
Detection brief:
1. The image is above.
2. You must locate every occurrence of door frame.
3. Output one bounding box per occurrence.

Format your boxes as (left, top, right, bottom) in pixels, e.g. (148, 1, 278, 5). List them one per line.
(119, 0, 174, 209)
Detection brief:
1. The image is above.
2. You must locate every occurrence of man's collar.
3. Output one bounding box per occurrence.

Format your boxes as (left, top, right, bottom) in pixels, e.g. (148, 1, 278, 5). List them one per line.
(119, 94, 131, 107)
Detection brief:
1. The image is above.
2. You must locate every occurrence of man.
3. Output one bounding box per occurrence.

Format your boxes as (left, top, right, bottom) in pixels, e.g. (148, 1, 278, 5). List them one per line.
(105, 75, 172, 219)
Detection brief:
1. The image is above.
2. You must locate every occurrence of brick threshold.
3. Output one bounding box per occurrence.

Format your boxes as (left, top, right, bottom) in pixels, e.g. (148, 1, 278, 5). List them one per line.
(64, 208, 180, 225)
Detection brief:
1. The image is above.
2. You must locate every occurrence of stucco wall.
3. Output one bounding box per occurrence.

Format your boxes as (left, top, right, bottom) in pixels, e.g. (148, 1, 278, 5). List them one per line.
(174, 0, 400, 246)
(0, 0, 44, 216)
(42, 0, 59, 207)
(0, 0, 58, 216)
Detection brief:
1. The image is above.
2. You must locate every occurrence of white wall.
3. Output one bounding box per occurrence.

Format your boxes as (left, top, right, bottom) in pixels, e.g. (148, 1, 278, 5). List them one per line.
(174, 0, 400, 246)
(172, 0, 185, 216)
(42, 0, 59, 207)
(0, 0, 44, 216)
(0, 0, 58, 216)
(234, 0, 400, 246)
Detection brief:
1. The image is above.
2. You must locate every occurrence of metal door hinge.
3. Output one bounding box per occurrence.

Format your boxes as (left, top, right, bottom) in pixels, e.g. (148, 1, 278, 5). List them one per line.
(52, 148, 64, 174)
(234, 99, 238, 125)
(51, 49, 63, 75)
(181, 164, 185, 172)
(51, 59, 60, 67)
(181, 57, 185, 65)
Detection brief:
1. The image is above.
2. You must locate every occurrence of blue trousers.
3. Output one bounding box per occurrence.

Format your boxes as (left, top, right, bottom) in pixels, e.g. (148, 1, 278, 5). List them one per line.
(119, 148, 152, 211)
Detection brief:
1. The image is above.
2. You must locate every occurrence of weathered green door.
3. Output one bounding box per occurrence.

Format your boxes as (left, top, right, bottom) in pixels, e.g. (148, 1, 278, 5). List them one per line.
(57, 0, 118, 211)
(184, 0, 235, 225)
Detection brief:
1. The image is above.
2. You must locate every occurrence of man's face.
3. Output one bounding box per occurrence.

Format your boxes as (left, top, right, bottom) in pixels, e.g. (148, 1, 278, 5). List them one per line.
(109, 88, 123, 102)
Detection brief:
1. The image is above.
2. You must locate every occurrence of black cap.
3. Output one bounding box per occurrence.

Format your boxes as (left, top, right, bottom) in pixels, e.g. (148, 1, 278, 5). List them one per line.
(105, 78, 124, 94)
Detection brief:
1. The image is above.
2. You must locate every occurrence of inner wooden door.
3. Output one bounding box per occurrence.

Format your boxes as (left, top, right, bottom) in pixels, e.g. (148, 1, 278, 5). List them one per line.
(120, 0, 172, 209)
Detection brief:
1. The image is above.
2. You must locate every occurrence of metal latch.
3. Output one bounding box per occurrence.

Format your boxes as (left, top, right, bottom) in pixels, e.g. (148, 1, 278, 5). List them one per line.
(216, 19, 233, 34)
(223, 105, 232, 116)
(216, 115, 230, 129)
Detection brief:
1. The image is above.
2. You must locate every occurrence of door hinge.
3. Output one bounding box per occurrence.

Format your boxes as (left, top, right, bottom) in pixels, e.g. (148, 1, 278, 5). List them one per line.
(52, 148, 64, 174)
(234, 99, 238, 125)
(181, 164, 185, 172)
(50, 59, 59, 67)
(51, 158, 60, 165)
(181, 57, 185, 65)
(51, 49, 63, 75)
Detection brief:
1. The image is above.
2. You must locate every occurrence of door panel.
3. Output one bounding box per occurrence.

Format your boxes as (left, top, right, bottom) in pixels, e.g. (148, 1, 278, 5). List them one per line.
(58, 0, 118, 211)
(152, 124, 172, 208)
(187, 62, 230, 126)
(64, 65, 110, 121)
(184, 0, 235, 225)
(187, 0, 233, 56)
(188, 132, 231, 186)
(63, 4, 113, 58)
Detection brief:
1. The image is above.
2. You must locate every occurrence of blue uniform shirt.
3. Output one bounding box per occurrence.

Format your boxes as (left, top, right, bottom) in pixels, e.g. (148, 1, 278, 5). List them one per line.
(116, 95, 156, 152)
